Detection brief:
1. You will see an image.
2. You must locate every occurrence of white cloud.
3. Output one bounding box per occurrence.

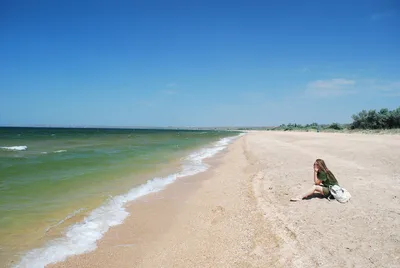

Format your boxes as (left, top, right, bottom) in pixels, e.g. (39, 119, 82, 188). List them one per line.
(160, 83, 179, 95)
(161, 89, 178, 95)
(371, 10, 396, 21)
(306, 78, 356, 97)
(367, 81, 400, 96)
(298, 67, 310, 73)
(375, 81, 400, 91)
(136, 100, 155, 107)
(383, 92, 400, 97)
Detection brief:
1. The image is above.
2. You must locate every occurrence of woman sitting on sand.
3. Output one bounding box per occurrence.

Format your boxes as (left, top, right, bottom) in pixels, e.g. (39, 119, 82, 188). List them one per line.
(291, 159, 338, 201)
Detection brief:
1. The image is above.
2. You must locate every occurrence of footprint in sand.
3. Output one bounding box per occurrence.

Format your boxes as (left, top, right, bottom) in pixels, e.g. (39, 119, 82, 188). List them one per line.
(211, 205, 226, 225)
(254, 171, 264, 180)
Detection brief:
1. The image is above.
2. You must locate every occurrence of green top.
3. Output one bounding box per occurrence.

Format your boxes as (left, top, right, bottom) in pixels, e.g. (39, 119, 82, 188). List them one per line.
(317, 171, 338, 187)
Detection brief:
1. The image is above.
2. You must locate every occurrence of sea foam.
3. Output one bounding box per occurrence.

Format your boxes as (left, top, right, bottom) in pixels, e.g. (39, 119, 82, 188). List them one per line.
(53, 150, 67, 153)
(15, 133, 243, 268)
(0, 146, 28, 151)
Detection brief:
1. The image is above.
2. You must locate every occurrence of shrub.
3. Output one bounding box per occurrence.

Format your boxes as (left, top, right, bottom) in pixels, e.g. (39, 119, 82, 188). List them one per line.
(328, 122, 342, 130)
(351, 107, 400, 129)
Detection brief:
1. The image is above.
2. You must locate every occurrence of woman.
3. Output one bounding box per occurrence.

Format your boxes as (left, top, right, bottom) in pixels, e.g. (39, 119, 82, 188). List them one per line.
(291, 159, 339, 201)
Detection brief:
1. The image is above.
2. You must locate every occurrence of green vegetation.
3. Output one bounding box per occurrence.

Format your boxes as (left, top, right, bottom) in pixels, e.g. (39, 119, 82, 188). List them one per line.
(351, 107, 400, 129)
(271, 123, 346, 132)
(270, 107, 400, 132)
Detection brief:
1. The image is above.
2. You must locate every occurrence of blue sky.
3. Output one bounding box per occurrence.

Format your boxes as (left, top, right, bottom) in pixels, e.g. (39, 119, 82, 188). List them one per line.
(1, 0, 399, 127)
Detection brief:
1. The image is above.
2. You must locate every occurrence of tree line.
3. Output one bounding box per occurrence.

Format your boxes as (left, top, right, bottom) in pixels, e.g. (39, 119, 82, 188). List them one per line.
(273, 106, 400, 131)
(350, 107, 400, 129)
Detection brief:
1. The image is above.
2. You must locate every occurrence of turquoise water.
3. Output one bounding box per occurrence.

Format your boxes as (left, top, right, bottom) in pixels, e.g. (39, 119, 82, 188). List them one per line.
(0, 127, 240, 267)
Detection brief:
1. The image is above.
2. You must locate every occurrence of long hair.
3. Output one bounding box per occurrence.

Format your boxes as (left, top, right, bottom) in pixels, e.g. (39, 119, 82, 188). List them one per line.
(315, 159, 338, 183)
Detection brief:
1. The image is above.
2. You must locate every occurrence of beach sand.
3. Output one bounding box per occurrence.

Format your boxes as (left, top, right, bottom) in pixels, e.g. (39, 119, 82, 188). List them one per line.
(49, 131, 400, 268)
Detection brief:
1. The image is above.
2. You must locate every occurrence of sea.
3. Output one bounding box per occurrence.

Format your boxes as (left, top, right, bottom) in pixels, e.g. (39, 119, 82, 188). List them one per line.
(0, 127, 242, 268)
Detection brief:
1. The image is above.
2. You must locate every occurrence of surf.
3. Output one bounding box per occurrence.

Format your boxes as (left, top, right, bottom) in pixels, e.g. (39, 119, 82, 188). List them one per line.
(14, 134, 243, 268)
(0, 145, 28, 151)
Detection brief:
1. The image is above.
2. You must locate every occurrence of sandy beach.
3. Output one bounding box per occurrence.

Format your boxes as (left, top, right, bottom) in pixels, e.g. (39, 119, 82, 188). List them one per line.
(48, 131, 400, 268)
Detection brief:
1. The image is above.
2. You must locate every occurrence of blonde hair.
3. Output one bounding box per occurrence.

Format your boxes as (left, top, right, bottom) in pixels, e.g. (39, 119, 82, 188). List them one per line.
(315, 159, 338, 183)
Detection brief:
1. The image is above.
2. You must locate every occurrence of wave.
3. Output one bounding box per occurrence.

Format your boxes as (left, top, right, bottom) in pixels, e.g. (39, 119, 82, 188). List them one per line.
(15, 133, 244, 268)
(53, 150, 67, 153)
(41, 150, 67, 155)
(0, 146, 27, 151)
(45, 208, 86, 234)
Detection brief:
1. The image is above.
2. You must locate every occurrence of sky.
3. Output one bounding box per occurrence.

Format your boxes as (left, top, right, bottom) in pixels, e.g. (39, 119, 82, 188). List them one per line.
(1, 0, 399, 127)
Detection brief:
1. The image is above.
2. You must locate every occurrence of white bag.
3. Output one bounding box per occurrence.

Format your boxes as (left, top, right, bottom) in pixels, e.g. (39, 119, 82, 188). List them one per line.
(329, 185, 351, 203)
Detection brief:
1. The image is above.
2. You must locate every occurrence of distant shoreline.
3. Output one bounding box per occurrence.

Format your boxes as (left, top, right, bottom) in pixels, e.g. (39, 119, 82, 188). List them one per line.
(0, 126, 248, 131)
(2, 125, 399, 134)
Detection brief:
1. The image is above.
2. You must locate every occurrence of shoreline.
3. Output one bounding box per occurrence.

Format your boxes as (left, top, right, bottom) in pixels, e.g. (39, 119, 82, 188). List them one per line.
(48, 134, 257, 268)
(1, 147, 188, 267)
(11, 134, 241, 268)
